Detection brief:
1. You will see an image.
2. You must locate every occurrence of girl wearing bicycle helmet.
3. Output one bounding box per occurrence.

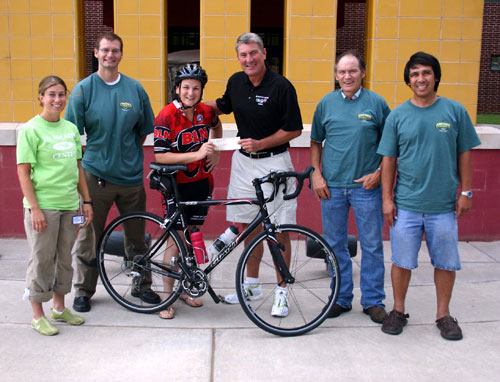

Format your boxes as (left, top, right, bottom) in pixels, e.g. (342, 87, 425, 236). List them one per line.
(154, 64, 222, 319)
(17, 75, 93, 335)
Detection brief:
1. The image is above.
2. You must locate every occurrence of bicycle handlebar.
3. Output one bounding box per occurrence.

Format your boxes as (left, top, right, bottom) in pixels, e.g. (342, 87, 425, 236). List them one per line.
(253, 166, 313, 201)
(149, 162, 312, 202)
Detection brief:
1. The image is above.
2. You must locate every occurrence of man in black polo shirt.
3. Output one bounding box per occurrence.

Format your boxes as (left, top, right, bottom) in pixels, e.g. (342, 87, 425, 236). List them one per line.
(207, 32, 303, 317)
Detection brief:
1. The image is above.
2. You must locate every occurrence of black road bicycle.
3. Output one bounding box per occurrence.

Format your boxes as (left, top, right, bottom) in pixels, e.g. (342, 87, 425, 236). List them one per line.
(96, 163, 340, 336)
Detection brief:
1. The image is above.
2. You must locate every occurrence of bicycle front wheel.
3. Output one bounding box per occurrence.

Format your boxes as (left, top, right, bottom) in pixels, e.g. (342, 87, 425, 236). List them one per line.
(235, 224, 340, 336)
(97, 212, 185, 313)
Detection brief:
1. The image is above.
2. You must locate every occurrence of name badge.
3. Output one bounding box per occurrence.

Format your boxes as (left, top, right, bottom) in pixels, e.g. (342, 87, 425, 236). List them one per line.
(72, 215, 85, 225)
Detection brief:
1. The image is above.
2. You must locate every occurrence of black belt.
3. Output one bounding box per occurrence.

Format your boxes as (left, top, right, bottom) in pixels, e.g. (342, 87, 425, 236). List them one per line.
(239, 147, 287, 159)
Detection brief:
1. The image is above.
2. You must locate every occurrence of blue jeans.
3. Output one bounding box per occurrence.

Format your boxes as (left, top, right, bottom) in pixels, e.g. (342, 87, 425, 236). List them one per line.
(321, 186, 385, 309)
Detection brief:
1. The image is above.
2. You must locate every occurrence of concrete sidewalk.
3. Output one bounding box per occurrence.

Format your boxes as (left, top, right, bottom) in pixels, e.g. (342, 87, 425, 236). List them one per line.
(1, 238, 499, 382)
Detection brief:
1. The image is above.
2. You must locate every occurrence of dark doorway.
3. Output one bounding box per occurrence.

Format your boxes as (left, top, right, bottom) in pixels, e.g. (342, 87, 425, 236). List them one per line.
(167, 0, 201, 102)
(167, 0, 200, 54)
(251, 0, 284, 74)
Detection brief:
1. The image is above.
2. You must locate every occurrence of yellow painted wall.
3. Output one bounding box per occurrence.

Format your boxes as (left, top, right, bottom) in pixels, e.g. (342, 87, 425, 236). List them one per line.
(365, 0, 484, 121)
(200, 0, 250, 124)
(284, 0, 337, 123)
(0, 0, 84, 122)
(114, 0, 166, 115)
(0, 0, 485, 124)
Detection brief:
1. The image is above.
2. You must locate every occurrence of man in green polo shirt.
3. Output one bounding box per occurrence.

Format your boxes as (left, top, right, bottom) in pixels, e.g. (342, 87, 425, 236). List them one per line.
(377, 52, 481, 340)
(65, 32, 156, 312)
(310, 50, 390, 324)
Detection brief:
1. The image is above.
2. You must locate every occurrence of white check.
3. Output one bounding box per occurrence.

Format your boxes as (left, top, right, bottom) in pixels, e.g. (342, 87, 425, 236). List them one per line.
(210, 137, 241, 151)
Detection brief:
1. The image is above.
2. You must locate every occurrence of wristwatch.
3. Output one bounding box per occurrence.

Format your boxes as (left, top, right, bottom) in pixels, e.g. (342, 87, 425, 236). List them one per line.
(460, 191, 473, 198)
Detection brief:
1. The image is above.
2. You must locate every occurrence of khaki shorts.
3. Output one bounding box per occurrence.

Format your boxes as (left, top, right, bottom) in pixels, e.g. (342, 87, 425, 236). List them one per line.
(226, 150, 297, 224)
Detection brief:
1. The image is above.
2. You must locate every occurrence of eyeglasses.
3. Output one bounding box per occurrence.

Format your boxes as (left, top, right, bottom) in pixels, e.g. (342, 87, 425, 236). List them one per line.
(98, 48, 121, 55)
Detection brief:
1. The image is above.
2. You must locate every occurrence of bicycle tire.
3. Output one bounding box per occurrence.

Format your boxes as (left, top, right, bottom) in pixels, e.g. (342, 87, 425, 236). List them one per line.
(235, 224, 340, 336)
(97, 211, 185, 313)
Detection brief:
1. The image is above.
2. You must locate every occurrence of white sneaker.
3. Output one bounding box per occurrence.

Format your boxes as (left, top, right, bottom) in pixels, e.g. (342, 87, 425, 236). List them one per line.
(223, 283, 263, 304)
(271, 288, 289, 317)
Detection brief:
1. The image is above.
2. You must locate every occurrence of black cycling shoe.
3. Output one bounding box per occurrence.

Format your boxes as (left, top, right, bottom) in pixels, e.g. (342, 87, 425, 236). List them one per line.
(73, 296, 91, 312)
(131, 288, 161, 304)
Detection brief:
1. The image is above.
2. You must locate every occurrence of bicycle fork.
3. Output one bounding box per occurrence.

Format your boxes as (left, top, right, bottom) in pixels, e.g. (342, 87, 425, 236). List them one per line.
(266, 234, 295, 285)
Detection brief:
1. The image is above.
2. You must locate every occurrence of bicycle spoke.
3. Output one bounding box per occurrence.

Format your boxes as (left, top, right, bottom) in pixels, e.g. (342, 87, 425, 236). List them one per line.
(287, 288, 307, 326)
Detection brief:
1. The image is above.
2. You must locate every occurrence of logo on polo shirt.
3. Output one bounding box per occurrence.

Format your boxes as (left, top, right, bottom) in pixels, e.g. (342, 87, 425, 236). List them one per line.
(358, 113, 372, 122)
(255, 95, 269, 106)
(435, 122, 451, 132)
(120, 102, 132, 111)
(196, 114, 204, 122)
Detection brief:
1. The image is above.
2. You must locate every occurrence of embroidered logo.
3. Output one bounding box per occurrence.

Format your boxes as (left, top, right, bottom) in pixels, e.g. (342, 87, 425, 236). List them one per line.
(255, 95, 269, 106)
(358, 113, 372, 122)
(196, 114, 204, 122)
(120, 102, 132, 111)
(435, 122, 451, 132)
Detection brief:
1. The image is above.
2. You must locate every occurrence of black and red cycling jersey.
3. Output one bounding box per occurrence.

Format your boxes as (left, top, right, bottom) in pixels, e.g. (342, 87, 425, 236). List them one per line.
(154, 100, 220, 184)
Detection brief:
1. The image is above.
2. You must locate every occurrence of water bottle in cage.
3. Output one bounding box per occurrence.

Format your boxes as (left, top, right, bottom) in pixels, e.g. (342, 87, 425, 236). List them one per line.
(208, 225, 239, 256)
(190, 228, 208, 264)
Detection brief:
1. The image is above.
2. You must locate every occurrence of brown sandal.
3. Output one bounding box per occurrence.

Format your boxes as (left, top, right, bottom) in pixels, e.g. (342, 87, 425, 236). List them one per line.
(159, 306, 175, 319)
(179, 294, 203, 307)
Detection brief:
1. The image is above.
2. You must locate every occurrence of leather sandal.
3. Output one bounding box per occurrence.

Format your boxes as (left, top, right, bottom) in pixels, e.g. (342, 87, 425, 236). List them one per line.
(179, 294, 203, 307)
(159, 306, 175, 319)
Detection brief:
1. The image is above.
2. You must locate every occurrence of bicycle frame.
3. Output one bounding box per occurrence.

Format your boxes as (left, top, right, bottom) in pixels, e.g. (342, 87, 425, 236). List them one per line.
(140, 164, 305, 299)
(154, 189, 280, 273)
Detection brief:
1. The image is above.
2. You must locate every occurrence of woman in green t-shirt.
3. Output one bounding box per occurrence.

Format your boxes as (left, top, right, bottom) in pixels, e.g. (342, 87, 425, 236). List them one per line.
(17, 76, 94, 336)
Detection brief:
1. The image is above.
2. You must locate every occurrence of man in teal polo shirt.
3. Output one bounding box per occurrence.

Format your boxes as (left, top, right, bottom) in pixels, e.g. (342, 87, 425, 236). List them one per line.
(310, 50, 390, 323)
(65, 32, 157, 312)
(377, 52, 481, 340)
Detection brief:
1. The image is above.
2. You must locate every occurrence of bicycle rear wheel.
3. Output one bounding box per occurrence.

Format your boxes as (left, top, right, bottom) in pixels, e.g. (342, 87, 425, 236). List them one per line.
(235, 224, 339, 336)
(97, 212, 185, 313)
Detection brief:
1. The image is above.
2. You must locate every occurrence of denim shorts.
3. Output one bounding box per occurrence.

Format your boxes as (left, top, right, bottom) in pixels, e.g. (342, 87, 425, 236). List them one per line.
(390, 209, 461, 271)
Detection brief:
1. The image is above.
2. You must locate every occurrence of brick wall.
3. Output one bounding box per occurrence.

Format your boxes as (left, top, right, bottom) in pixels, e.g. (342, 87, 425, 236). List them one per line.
(478, 2, 500, 113)
(336, 2, 366, 58)
(84, 0, 113, 77)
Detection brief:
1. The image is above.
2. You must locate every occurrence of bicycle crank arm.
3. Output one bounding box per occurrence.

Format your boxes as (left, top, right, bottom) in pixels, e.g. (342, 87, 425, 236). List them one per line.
(207, 285, 221, 303)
